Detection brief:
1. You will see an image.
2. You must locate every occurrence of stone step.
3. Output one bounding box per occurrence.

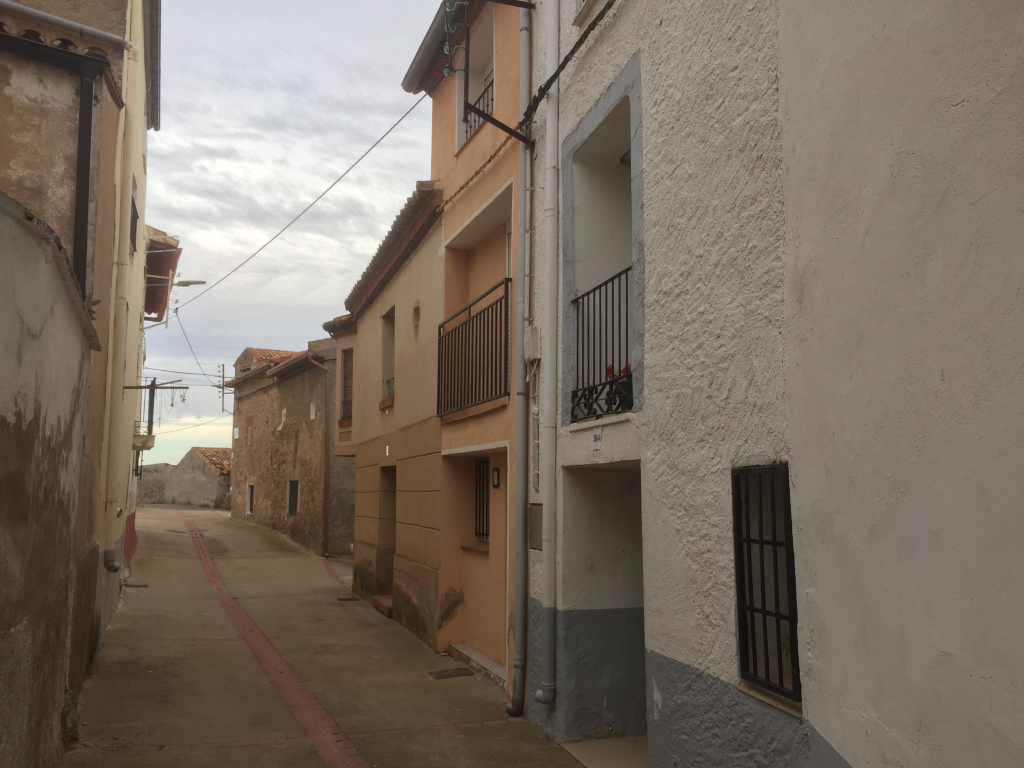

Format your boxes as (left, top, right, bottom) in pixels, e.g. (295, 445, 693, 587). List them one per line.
(372, 594, 393, 618)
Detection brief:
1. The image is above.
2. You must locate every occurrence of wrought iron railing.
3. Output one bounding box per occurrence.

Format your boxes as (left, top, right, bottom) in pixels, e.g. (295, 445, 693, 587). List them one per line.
(570, 266, 633, 423)
(134, 420, 152, 436)
(437, 278, 511, 416)
(466, 79, 494, 138)
(382, 377, 394, 402)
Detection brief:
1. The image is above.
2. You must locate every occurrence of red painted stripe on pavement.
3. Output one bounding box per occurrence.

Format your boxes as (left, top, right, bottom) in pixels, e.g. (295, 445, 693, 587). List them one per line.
(176, 510, 366, 768)
(323, 558, 349, 587)
(347, 717, 523, 741)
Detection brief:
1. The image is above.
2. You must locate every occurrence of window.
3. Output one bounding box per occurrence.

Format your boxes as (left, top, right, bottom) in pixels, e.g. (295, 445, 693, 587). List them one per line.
(129, 194, 139, 254)
(732, 465, 801, 701)
(381, 308, 395, 405)
(455, 3, 494, 148)
(341, 349, 353, 421)
(475, 458, 490, 542)
(287, 480, 299, 517)
(246, 484, 254, 515)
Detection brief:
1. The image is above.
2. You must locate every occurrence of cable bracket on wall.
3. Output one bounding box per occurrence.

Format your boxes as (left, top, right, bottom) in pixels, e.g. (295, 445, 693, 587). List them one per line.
(465, 102, 535, 148)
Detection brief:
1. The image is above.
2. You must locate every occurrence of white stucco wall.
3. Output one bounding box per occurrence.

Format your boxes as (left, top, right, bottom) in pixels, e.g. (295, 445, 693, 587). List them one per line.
(536, 0, 789, 682)
(781, 2, 1024, 765)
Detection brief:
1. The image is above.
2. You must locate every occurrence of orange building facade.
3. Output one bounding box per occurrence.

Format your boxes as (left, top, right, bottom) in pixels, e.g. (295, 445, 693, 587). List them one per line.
(326, 0, 523, 689)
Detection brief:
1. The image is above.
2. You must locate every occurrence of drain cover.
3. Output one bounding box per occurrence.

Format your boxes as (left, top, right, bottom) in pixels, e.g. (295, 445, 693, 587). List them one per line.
(429, 667, 473, 680)
(336, 596, 359, 602)
(124, 584, 148, 589)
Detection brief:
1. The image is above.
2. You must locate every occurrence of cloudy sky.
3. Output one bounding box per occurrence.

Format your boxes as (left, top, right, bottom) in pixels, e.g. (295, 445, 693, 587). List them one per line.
(144, 0, 439, 463)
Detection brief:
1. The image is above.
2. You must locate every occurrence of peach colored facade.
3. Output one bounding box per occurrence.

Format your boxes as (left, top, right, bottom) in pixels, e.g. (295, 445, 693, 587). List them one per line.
(326, 1, 523, 689)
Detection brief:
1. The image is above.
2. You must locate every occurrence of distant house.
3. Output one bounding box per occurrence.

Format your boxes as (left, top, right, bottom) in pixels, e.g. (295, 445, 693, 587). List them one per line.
(139, 449, 231, 508)
(226, 344, 355, 554)
(163, 448, 231, 508)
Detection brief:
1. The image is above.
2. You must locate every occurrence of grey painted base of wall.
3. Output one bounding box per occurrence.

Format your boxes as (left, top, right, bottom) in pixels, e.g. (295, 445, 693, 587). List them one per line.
(526, 598, 647, 743)
(645, 650, 852, 768)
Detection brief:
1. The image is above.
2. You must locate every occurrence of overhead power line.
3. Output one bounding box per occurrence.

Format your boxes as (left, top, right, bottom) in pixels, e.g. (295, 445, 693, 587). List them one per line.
(177, 89, 434, 310)
(174, 313, 219, 384)
(154, 414, 231, 435)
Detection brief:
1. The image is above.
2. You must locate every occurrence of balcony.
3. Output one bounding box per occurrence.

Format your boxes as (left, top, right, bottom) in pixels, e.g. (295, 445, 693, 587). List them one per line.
(465, 79, 494, 140)
(570, 266, 633, 423)
(132, 420, 155, 451)
(438, 278, 510, 417)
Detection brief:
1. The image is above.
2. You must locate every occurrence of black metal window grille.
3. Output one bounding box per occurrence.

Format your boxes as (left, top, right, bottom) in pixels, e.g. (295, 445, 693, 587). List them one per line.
(732, 465, 801, 701)
(342, 349, 353, 420)
(129, 196, 139, 254)
(474, 458, 490, 542)
(466, 78, 494, 138)
(382, 377, 395, 402)
(247, 484, 254, 515)
(287, 480, 299, 517)
(437, 278, 510, 416)
(570, 266, 633, 423)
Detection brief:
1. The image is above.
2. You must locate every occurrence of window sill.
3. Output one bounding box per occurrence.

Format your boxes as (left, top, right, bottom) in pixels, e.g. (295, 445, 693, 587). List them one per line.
(461, 541, 489, 554)
(337, 417, 352, 428)
(379, 397, 394, 411)
(566, 411, 633, 432)
(736, 680, 803, 719)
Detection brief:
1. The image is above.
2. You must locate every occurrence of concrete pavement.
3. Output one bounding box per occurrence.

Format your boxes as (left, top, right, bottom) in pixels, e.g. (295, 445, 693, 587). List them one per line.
(63, 507, 584, 768)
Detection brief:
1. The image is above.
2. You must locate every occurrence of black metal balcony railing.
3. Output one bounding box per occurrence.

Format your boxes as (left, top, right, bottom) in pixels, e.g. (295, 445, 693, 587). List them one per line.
(134, 420, 152, 436)
(465, 79, 494, 138)
(438, 278, 511, 417)
(570, 266, 633, 423)
(382, 377, 394, 402)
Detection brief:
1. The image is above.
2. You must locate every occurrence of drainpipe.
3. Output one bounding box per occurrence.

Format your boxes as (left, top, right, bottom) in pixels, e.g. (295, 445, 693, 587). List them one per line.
(310, 357, 332, 558)
(535, 0, 559, 707)
(0, 1, 134, 51)
(507, 3, 532, 718)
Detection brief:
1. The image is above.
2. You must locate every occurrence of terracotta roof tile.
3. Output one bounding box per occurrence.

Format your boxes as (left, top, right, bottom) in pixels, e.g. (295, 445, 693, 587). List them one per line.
(247, 348, 300, 364)
(191, 447, 231, 475)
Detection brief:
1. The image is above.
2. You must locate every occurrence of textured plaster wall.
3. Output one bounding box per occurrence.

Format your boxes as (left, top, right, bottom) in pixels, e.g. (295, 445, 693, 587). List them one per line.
(780, 2, 1024, 765)
(0, 195, 92, 768)
(533, 0, 789, 691)
(528, 0, 798, 760)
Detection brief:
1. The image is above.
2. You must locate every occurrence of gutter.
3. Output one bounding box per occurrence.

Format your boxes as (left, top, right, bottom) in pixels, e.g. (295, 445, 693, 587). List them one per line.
(507, 3, 532, 718)
(0, 0, 133, 50)
(142, 0, 161, 130)
(536, 0, 559, 707)
(309, 358, 332, 559)
(401, 2, 446, 94)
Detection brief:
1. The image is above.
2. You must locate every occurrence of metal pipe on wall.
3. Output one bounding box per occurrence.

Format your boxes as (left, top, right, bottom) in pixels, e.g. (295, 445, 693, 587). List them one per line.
(310, 357, 332, 558)
(507, 2, 533, 718)
(536, 0, 559, 707)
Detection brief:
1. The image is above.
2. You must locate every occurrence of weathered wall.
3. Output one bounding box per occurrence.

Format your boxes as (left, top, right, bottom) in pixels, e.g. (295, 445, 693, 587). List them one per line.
(780, 2, 1024, 766)
(163, 452, 228, 508)
(0, 193, 92, 768)
(137, 463, 172, 505)
(231, 368, 327, 551)
(0, 51, 81, 257)
(329, 454, 354, 553)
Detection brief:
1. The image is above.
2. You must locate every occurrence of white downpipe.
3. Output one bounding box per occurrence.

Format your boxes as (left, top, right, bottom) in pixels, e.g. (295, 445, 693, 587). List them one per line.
(536, 0, 559, 706)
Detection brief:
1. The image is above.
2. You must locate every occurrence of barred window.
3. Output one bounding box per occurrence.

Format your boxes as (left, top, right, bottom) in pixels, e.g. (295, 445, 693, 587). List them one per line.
(341, 349, 353, 420)
(732, 465, 801, 701)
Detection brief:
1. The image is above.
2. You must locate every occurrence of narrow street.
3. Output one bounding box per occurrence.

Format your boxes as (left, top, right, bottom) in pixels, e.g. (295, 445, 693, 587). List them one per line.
(63, 507, 583, 768)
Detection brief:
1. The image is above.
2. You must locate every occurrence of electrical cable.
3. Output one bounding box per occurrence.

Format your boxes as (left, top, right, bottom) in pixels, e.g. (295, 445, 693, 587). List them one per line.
(174, 312, 219, 384)
(144, 365, 220, 376)
(177, 91, 433, 310)
(153, 414, 230, 435)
